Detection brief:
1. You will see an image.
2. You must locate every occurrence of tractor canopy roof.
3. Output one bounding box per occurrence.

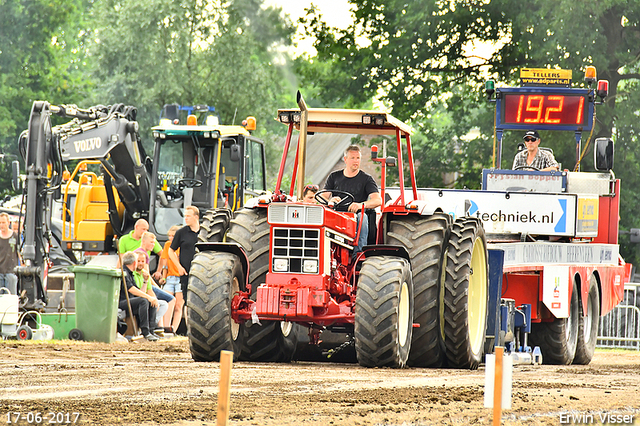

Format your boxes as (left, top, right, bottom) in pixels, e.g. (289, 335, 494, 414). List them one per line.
(276, 108, 412, 136)
(274, 93, 418, 202)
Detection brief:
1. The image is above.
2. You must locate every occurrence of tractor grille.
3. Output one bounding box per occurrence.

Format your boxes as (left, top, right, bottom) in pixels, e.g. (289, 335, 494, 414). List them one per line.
(272, 228, 320, 273)
(268, 204, 324, 225)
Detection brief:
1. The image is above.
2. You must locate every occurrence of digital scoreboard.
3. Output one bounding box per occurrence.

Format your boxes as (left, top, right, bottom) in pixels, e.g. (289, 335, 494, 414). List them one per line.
(503, 93, 587, 126)
(495, 87, 594, 132)
(488, 67, 602, 168)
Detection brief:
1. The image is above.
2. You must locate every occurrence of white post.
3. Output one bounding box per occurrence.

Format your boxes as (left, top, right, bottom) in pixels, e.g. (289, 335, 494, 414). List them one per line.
(484, 347, 513, 424)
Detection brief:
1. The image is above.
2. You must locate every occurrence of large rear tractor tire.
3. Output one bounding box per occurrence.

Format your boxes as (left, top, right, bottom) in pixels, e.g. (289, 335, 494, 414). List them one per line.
(443, 217, 489, 370)
(198, 208, 231, 243)
(355, 256, 414, 368)
(386, 214, 451, 367)
(530, 280, 580, 365)
(227, 208, 298, 362)
(573, 275, 601, 365)
(187, 252, 244, 362)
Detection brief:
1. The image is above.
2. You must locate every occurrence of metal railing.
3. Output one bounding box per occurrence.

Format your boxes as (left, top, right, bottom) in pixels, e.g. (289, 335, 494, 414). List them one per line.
(597, 282, 640, 350)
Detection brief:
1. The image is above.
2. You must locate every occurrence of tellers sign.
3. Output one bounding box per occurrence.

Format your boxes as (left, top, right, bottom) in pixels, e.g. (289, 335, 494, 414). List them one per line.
(503, 93, 588, 126)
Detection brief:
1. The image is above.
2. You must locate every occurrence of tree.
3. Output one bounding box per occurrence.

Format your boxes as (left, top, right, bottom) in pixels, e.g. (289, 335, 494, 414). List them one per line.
(301, 0, 640, 265)
(87, 0, 295, 148)
(86, 0, 300, 189)
(0, 0, 91, 195)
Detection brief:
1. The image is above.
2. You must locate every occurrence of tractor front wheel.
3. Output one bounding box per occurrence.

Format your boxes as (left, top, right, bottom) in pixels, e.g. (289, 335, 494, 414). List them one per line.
(355, 256, 413, 368)
(187, 252, 244, 362)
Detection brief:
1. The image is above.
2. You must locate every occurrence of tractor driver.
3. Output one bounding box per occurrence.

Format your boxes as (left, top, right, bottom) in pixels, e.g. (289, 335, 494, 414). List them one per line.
(512, 130, 559, 171)
(321, 145, 382, 257)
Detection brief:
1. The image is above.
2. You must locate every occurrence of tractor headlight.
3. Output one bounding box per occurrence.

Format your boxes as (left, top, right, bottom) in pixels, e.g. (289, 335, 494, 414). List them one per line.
(273, 258, 288, 272)
(303, 259, 318, 274)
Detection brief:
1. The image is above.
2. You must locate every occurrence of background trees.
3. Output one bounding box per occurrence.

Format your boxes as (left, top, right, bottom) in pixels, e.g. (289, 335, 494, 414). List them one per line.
(0, 0, 639, 263)
(86, 0, 296, 178)
(0, 0, 296, 191)
(299, 0, 640, 264)
(0, 0, 90, 194)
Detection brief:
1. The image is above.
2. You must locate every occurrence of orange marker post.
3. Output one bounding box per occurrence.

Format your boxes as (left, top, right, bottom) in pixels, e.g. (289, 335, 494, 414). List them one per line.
(216, 350, 234, 426)
(493, 346, 504, 426)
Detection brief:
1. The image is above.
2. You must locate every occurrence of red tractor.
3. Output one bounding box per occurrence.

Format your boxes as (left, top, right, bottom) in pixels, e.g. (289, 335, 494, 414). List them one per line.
(187, 92, 490, 368)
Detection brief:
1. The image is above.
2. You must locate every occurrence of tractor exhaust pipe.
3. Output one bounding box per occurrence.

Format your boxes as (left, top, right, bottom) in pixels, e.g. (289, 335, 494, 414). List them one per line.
(295, 91, 309, 200)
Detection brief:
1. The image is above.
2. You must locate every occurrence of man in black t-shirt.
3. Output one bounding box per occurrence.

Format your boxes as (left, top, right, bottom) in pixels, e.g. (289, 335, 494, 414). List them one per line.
(322, 145, 382, 257)
(168, 205, 200, 298)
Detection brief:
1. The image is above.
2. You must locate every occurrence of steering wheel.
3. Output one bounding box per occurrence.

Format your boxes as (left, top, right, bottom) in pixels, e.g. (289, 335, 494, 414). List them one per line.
(316, 189, 355, 212)
(177, 178, 203, 189)
(513, 165, 541, 171)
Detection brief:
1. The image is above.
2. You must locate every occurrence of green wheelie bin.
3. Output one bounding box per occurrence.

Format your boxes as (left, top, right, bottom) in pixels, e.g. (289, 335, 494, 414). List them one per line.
(70, 265, 122, 343)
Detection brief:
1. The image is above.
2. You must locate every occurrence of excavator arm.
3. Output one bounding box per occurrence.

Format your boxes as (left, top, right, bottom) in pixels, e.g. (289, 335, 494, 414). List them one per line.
(16, 101, 150, 310)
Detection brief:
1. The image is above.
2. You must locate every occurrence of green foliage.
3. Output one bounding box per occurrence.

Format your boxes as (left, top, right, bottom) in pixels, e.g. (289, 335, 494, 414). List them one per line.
(86, 0, 295, 157)
(0, 0, 301, 197)
(301, 0, 640, 263)
(611, 79, 640, 266)
(0, 0, 91, 195)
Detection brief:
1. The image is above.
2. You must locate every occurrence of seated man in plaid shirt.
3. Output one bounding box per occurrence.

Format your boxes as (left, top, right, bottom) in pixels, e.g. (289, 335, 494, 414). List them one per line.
(512, 130, 559, 172)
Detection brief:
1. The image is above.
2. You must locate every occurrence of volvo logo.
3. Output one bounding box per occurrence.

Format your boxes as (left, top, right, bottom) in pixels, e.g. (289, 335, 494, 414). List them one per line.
(73, 137, 102, 153)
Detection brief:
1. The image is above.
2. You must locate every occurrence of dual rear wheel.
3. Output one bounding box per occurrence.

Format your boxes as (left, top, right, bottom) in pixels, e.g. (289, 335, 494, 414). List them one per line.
(386, 215, 489, 369)
(443, 217, 489, 370)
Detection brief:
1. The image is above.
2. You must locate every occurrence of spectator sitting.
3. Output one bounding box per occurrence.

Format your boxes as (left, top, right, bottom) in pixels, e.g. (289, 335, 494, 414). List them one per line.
(119, 251, 159, 341)
(135, 232, 175, 332)
(134, 251, 169, 333)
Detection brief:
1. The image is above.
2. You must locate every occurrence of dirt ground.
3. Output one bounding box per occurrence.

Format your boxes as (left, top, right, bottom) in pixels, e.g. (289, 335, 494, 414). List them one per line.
(0, 338, 639, 426)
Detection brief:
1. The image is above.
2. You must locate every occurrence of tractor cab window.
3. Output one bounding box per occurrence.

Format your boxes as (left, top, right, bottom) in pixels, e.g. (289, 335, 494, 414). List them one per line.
(193, 140, 240, 208)
(153, 140, 186, 234)
(246, 139, 266, 193)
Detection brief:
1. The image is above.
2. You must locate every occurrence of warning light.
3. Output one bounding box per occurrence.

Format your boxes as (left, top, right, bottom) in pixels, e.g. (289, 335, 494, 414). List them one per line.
(244, 116, 256, 131)
(585, 66, 597, 86)
(371, 145, 379, 160)
(485, 80, 495, 99)
(597, 80, 609, 100)
(187, 114, 197, 126)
